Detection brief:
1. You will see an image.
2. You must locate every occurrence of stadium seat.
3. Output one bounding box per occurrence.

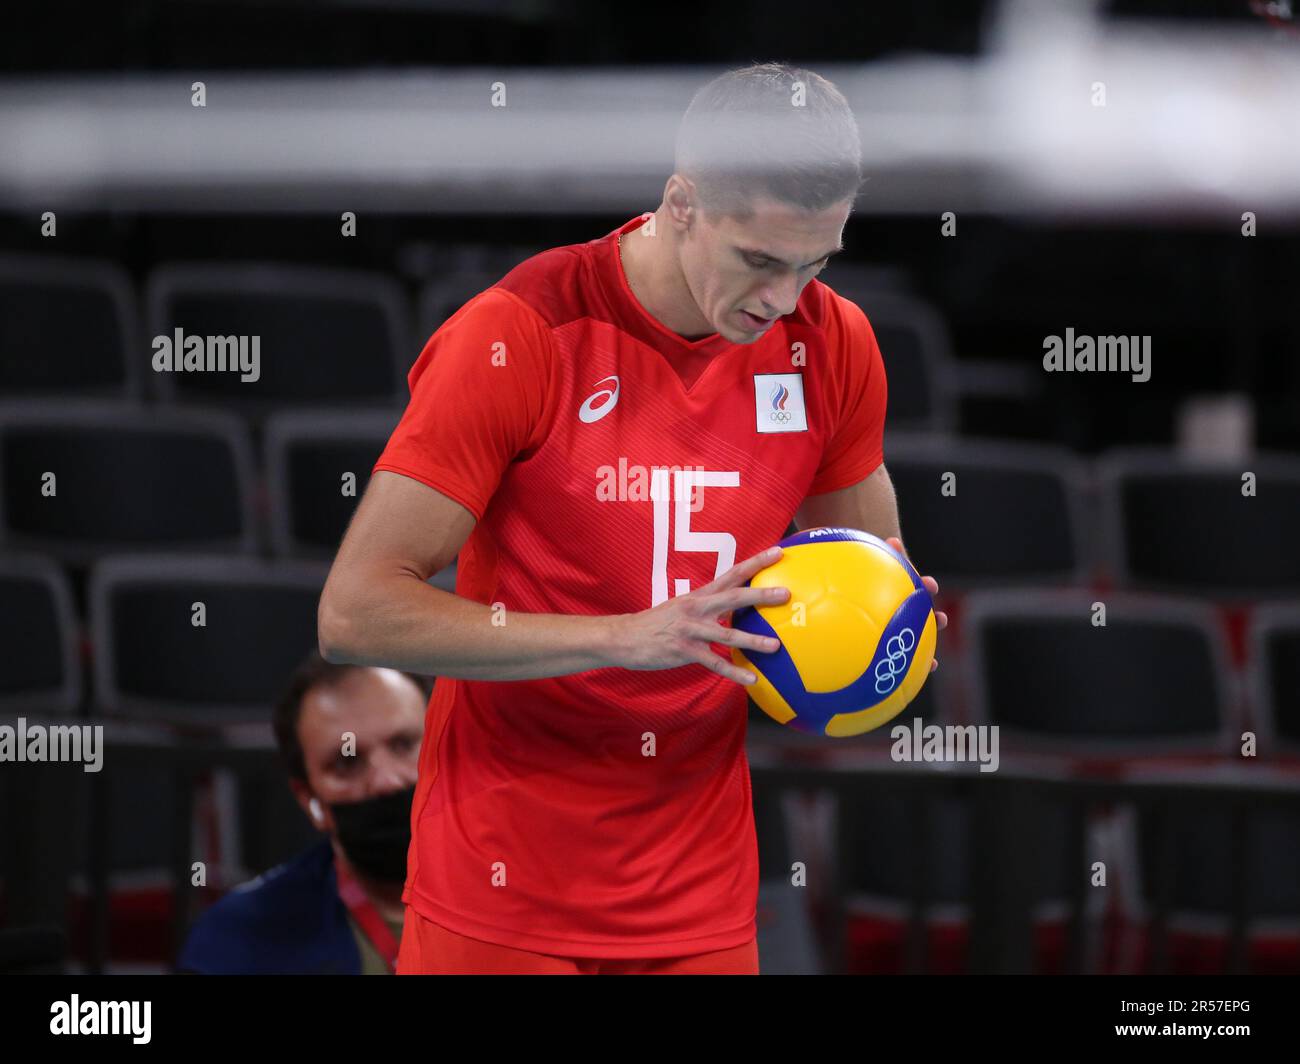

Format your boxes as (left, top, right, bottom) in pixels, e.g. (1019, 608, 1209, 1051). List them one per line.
(884, 435, 1090, 588)
(263, 409, 459, 590)
(0, 926, 65, 975)
(0, 553, 81, 717)
(416, 269, 507, 340)
(755, 880, 823, 975)
(749, 783, 824, 973)
(0, 255, 141, 400)
(62, 733, 262, 971)
(0, 402, 256, 564)
(1128, 767, 1300, 975)
(400, 240, 541, 287)
(835, 786, 1074, 974)
(145, 264, 411, 414)
(1099, 448, 1300, 598)
(818, 263, 912, 301)
(264, 409, 399, 558)
(1250, 605, 1300, 753)
(838, 788, 971, 918)
(89, 554, 329, 727)
(963, 591, 1234, 753)
(855, 292, 958, 434)
(0, 554, 86, 944)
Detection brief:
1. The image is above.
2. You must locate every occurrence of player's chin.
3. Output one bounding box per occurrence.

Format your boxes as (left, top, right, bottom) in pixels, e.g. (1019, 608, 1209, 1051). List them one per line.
(727, 307, 779, 343)
(720, 319, 765, 345)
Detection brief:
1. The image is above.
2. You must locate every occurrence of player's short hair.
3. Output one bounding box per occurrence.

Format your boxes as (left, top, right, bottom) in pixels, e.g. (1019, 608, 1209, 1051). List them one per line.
(674, 61, 863, 219)
(273, 651, 431, 783)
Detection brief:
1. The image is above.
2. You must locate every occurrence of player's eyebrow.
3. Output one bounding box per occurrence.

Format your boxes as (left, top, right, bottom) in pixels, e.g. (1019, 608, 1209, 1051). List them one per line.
(737, 244, 845, 269)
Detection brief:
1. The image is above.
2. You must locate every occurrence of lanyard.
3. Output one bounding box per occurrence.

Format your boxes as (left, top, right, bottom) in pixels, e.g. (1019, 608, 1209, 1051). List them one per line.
(335, 857, 400, 974)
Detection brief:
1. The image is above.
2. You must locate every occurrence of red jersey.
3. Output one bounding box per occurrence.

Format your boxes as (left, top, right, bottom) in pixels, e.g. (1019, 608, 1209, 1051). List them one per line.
(374, 214, 888, 957)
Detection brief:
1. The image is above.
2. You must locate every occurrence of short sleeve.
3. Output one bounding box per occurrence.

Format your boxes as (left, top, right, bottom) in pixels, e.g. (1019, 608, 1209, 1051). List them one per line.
(373, 288, 555, 521)
(806, 290, 889, 496)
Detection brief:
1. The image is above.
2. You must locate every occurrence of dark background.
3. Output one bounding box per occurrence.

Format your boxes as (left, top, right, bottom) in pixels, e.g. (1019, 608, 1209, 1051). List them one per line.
(1, 0, 1298, 977)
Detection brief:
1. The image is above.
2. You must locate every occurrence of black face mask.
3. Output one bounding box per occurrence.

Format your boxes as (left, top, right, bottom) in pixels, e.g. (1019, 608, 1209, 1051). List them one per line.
(329, 785, 416, 884)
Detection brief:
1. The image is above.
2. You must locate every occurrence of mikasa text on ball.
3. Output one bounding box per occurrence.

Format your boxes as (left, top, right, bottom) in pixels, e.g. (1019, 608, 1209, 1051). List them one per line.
(730, 527, 936, 737)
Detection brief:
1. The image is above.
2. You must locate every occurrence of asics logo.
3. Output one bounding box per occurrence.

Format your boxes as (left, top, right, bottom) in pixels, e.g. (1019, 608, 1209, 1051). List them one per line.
(579, 375, 620, 424)
(874, 627, 917, 695)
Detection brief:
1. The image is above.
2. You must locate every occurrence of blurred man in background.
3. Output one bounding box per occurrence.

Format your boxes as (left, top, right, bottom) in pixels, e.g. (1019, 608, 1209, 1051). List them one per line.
(179, 654, 428, 974)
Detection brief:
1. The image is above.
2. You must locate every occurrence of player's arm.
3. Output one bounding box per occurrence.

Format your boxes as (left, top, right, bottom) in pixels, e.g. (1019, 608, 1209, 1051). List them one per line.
(318, 470, 786, 684)
(794, 466, 946, 669)
(795, 462, 900, 539)
(798, 293, 946, 657)
(319, 469, 600, 679)
(799, 291, 897, 537)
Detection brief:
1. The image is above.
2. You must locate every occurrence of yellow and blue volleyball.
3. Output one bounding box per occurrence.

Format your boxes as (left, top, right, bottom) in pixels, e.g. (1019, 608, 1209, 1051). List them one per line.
(731, 527, 936, 737)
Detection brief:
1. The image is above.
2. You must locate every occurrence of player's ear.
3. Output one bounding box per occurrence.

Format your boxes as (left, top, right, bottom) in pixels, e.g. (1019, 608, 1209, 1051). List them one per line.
(664, 176, 695, 229)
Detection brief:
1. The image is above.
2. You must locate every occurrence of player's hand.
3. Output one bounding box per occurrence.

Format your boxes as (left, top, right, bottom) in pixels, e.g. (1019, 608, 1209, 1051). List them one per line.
(884, 536, 948, 673)
(611, 546, 789, 685)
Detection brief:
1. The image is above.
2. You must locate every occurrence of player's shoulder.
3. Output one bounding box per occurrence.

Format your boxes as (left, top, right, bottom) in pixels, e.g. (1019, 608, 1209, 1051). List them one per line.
(494, 237, 603, 329)
(801, 278, 878, 357)
(805, 277, 870, 331)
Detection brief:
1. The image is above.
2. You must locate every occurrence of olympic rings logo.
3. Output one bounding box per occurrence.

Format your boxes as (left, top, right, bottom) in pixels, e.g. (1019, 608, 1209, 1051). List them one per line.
(873, 627, 917, 695)
(769, 411, 792, 424)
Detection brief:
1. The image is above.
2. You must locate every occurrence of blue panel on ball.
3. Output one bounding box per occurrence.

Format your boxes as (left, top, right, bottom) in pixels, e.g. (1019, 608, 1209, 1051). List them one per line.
(731, 603, 809, 706)
(731, 603, 772, 639)
(777, 526, 878, 549)
(862, 588, 934, 704)
(734, 588, 934, 731)
(777, 528, 923, 590)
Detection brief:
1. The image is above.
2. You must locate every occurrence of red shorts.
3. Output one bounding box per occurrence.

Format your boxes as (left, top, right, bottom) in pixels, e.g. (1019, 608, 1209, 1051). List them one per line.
(396, 907, 759, 975)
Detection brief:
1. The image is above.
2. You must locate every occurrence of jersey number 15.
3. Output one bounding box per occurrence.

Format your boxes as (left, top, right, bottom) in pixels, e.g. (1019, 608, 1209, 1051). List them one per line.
(650, 468, 739, 607)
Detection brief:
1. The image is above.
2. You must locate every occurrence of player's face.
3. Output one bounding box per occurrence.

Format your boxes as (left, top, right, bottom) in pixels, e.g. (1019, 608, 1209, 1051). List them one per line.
(681, 194, 852, 344)
(295, 668, 424, 831)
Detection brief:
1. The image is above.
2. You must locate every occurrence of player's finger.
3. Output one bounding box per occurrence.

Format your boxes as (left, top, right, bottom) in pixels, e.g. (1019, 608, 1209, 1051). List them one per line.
(922, 575, 939, 596)
(700, 545, 783, 593)
(700, 584, 790, 617)
(935, 610, 949, 630)
(684, 621, 780, 656)
(687, 645, 759, 685)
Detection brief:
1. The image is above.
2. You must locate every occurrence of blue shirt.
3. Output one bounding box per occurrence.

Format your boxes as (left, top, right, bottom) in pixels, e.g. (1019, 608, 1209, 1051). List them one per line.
(178, 839, 361, 975)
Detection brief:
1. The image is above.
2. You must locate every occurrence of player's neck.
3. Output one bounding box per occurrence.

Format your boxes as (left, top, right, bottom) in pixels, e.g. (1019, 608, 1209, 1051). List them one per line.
(620, 209, 716, 341)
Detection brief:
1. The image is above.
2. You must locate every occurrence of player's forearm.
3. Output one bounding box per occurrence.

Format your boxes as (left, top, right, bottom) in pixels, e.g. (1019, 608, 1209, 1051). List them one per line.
(318, 570, 623, 680)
